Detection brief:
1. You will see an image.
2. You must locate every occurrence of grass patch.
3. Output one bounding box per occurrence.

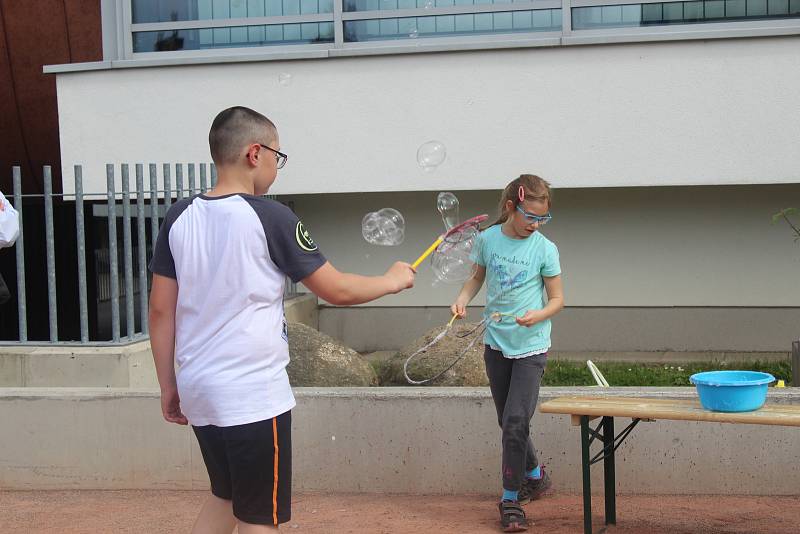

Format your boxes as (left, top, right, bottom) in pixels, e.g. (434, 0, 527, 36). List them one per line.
(541, 360, 793, 387)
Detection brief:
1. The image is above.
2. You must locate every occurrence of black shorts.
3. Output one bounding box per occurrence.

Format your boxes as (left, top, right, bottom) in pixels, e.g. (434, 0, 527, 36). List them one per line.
(192, 411, 292, 525)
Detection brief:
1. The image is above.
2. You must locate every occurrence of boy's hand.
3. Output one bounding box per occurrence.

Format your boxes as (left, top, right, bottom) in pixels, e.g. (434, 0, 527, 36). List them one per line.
(516, 310, 543, 328)
(384, 261, 416, 293)
(161, 388, 188, 425)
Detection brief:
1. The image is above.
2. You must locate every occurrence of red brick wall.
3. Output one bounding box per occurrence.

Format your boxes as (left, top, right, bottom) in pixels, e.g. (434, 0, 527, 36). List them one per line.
(0, 0, 102, 194)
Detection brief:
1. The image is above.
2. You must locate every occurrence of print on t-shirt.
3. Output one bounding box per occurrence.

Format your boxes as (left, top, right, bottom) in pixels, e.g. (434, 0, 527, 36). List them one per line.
(491, 261, 529, 295)
(295, 221, 317, 252)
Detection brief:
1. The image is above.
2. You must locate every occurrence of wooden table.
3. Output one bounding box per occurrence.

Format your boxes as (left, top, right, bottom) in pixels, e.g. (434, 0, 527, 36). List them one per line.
(539, 396, 800, 534)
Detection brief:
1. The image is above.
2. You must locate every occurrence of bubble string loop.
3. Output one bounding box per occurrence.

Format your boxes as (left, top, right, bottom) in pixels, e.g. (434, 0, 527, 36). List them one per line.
(403, 310, 520, 384)
(403, 315, 489, 385)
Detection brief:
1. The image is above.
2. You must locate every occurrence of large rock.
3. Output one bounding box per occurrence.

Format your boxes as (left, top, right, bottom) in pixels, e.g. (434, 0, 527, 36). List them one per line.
(287, 322, 378, 386)
(382, 322, 489, 386)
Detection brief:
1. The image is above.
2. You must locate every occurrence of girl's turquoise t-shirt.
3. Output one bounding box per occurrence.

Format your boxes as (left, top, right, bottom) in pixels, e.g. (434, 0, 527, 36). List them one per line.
(472, 225, 561, 357)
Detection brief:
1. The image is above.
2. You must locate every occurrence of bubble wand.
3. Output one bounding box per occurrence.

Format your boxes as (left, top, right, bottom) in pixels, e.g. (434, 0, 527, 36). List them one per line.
(410, 214, 488, 270)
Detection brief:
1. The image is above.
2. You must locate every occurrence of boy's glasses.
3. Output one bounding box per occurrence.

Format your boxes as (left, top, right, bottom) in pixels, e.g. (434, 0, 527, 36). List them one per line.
(258, 144, 288, 169)
(516, 205, 552, 225)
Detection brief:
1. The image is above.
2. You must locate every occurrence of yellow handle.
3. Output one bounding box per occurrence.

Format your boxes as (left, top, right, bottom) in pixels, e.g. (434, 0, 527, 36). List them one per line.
(447, 314, 458, 327)
(411, 237, 443, 270)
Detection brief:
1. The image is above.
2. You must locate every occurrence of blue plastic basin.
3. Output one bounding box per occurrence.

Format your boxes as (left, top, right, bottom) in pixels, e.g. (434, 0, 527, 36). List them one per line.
(689, 371, 775, 412)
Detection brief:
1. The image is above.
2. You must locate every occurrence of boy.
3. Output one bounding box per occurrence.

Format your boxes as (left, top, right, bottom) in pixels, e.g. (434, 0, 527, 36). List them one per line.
(148, 106, 415, 533)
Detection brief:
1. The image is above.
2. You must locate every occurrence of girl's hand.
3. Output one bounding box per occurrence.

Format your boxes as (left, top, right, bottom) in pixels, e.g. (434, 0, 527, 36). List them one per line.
(450, 299, 468, 318)
(516, 310, 543, 327)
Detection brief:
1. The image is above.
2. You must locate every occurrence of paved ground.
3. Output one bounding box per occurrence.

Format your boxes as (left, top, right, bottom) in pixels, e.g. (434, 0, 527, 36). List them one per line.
(2, 490, 798, 533)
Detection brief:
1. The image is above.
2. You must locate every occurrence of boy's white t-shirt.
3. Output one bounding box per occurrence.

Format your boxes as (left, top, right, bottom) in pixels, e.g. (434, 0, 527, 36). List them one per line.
(149, 194, 326, 427)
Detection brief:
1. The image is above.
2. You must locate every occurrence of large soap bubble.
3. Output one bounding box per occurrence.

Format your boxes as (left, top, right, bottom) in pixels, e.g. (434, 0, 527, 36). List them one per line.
(431, 224, 479, 283)
(362, 208, 405, 246)
(417, 141, 446, 171)
(437, 192, 459, 230)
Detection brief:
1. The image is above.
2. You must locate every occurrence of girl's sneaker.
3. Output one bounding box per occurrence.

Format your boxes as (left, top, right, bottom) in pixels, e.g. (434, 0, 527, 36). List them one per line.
(518, 468, 552, 505)
(498, 500, 528, 532)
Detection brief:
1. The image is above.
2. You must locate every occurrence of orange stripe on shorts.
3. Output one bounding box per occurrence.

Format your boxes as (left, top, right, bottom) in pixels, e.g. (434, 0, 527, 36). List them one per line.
(272, 416, 279, 526)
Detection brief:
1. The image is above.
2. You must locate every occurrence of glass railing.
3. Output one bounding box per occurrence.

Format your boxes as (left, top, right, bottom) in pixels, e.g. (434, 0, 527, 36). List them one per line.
(343, 0, 518, 12)
(344, 9, 561, 41)
(572, 0, 800, 29)
(132, 0, 335, 23)
(133, 24, 334, 52)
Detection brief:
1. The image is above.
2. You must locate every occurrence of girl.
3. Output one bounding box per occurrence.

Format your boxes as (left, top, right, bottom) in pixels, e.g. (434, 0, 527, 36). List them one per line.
(451, 175, 564, 533)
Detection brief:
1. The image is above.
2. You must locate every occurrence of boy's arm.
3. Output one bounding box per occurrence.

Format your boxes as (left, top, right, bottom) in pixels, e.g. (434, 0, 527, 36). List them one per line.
(451, 265, 487, 318)
(301, 261, 415, 306)
(516, 274, 564, 327)
(148, 273, 187, 425)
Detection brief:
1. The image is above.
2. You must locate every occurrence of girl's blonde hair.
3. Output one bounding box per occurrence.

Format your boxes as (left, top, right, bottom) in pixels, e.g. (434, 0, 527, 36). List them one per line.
(488, 174, 552, 227)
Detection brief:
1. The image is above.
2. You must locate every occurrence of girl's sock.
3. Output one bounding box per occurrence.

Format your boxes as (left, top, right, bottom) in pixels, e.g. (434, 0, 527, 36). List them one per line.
(526, 466, 542, 480)
(502, 489, 519, 502)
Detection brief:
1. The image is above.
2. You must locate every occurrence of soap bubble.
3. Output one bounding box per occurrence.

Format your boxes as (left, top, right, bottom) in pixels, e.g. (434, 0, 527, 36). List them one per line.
(278, 72, 292, 86)
(431, 224, 479, 283)
(362, 208, 405, 246)
(437, 192, 459, 230)
(417, 141, 446, 171)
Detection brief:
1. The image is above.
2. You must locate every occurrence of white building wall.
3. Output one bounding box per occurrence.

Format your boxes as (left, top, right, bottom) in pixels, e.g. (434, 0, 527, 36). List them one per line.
(51, 35, 800, 315)
(55, 35, 800, 195)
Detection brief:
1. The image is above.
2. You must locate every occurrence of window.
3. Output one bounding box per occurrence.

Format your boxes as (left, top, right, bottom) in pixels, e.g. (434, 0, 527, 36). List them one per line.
(127, 0, 563, 54)
(117, 0, 800, 57)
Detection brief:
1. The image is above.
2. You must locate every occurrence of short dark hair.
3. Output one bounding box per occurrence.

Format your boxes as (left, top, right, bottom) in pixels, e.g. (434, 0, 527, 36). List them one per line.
(208, 107, 277, 166)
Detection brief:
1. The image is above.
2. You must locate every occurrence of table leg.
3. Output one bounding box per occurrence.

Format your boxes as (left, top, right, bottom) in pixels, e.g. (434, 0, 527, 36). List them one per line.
(603, 416, 616, 525)
(580, 415, 592, 534)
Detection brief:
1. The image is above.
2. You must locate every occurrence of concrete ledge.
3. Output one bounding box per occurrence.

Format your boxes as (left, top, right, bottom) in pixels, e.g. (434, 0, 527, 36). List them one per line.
(2, 387, 798, 494)
(284, 293, 319, 329)
(0, 295, 318, 388)
(0, 342, 156, 388)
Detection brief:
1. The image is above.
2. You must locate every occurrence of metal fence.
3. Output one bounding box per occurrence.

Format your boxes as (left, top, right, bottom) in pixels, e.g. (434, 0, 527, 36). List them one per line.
(2, 164, 298, 345)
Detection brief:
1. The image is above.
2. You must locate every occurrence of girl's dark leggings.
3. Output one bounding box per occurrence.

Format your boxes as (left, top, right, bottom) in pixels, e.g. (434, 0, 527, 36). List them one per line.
(484, 345, 547, 492)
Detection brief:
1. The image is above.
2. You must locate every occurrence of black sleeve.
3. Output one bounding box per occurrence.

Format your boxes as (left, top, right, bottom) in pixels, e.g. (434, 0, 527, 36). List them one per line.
(244, 197, 327, 283)
(148, 198, 193, 279)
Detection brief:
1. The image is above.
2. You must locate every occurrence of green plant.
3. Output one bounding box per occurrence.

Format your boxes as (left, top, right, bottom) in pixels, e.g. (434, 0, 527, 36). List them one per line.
(541, 360, 793, 387)
(772, 208, 800, 243)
